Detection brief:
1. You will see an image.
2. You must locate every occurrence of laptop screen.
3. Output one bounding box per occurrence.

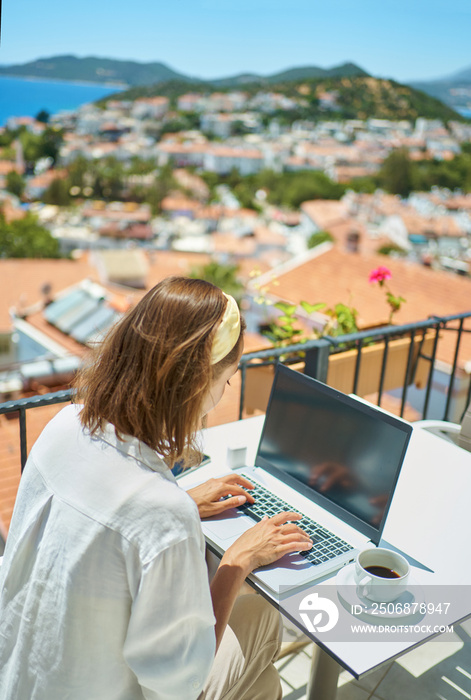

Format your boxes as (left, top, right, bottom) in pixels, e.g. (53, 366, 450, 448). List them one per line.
(255, 364, 412, 542)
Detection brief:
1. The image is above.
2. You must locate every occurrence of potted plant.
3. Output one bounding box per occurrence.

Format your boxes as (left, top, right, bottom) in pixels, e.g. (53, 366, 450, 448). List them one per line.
(321, 265, 434, 396)
(243, 267, 435, 414)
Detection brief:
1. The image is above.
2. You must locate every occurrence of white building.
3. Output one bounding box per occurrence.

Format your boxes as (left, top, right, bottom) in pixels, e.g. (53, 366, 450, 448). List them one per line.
(131, 97, 169, 121)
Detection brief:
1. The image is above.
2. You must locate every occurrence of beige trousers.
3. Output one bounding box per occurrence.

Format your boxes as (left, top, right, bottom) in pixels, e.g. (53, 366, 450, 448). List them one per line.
(201, 594, 282, 700)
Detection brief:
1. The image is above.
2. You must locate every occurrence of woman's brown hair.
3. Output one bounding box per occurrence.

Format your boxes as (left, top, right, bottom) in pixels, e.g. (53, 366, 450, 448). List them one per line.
(73, 276, 245, 463)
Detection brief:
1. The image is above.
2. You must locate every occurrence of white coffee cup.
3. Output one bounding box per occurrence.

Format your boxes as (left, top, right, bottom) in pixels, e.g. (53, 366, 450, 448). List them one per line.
(354, 548, 410, 603)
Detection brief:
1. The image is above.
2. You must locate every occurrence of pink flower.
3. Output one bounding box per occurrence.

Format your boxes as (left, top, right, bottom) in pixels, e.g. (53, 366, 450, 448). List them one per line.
(369, 266, 392, 284)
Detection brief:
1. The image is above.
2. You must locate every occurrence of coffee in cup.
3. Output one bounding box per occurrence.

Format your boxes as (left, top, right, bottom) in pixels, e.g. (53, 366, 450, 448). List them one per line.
(354, 548, 410, 603)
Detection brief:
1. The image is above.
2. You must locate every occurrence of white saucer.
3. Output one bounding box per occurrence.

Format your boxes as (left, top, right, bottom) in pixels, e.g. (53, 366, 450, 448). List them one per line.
(336, 563, 425, 622)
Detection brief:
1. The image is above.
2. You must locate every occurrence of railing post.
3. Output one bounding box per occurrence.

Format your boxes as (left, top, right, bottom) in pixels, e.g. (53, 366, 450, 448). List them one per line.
(444, 318, 463, 422)
(422, 325, 440, 420)
(303, 340, 331, 383)
(352, 340, 364, 395)
(19, 408, 28, 473)
(239, 363, 247, 420)
(400, 330, 416, 418)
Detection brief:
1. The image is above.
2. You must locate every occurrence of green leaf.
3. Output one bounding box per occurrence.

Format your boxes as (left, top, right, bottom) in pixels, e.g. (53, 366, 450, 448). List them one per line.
(300, 301, 326, 314)
(273, 301, 297, 316)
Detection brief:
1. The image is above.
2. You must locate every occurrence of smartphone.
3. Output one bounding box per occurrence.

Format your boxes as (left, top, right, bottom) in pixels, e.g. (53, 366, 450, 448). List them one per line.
(172, 453, 211, 478)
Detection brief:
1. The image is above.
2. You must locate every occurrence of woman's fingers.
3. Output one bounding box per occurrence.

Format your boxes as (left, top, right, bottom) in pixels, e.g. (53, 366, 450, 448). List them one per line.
(278, 531, 312, 546)
(278, 523, 311, 539)
(215, 481, 254, 504)
(212, 495, 248, 514)
(256, 516, 312, 544)
(270, 511, 302, 526)
(278, 540, 313, 555)
(226, 511, 315, 571)
(223, 473, 254, 487)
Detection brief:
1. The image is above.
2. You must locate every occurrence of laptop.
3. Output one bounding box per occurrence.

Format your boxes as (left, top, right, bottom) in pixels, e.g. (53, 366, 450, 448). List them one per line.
(202, 364, 412, 595)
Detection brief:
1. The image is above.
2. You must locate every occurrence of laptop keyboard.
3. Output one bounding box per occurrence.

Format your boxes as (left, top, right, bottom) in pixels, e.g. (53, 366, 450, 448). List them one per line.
(237, 474, 354, 566)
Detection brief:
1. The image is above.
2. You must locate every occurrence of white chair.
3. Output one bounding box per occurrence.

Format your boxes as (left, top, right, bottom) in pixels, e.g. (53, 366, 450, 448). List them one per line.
(414, 403, 471, 452)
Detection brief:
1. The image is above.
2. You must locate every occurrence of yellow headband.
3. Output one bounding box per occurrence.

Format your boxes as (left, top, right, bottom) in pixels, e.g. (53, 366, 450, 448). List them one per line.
(211, 293, 241, 365)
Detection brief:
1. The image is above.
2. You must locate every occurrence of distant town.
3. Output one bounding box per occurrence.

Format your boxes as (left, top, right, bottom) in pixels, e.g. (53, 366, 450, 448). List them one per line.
(0, 81, 471, 376)
(1, 79, 471, 535)
(2, 84, 471, 271)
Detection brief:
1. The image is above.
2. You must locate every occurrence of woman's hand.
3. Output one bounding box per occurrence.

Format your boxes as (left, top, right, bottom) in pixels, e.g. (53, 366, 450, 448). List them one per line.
(221, 512, 313, 576)
(187, 474, 255, 519)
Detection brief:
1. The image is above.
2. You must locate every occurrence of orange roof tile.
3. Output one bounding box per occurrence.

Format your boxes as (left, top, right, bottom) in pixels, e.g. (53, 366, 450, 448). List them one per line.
(209, 146, 263, 160)
(443, 195, 471, 211)
(222, 208, 259, 219)
(194, 205, 224, 220)
(253, 225, 288, 247)
(327, 218, 367, 247)
(259, 247, 471, 369)
(301, 200, 349, 229)
(160, 195, 201, 212)
(0, 257, 95, 331)
(173, 169, 210, 201)
(0, 161, 20, 176)
(28, 168, 68, 189)
(400, 212, 464, 238)
(335, 166, 376, 182)
(0, 199, 26, 223)
(82, 204, 151, 222)
(0, 402, 68, 534)
(212, 233, 257, 256)
(135, 96, 169, 105)
(158, 142, 208, 154)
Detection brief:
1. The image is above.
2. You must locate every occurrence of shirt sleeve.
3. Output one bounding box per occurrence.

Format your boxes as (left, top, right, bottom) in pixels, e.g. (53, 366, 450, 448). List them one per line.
(123, 536, 216, 700)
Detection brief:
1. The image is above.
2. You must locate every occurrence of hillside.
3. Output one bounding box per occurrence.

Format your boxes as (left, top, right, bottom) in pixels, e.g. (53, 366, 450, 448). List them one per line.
(410, 64, 471, 115)
(101, 75, 464, 123)
(0, 55, 367, 88)
(0, 55, 199, 87)
(210, 62, 368, 87)
(0, 54, 464, 122)
(315, 76, 463, 121)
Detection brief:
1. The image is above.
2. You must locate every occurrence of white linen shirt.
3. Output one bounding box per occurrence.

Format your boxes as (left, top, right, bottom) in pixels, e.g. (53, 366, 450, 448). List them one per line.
(0, 404, 216, 700)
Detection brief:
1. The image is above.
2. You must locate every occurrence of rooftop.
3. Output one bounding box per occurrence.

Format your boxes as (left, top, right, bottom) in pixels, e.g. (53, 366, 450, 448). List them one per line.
(254, 246, 471, 369)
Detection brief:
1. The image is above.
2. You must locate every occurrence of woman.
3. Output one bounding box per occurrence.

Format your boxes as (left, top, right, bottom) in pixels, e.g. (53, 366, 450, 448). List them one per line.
(0, 277, 312, 699)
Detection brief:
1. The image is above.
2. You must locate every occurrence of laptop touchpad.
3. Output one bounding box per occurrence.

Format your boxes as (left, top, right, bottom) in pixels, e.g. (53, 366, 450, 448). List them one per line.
(203, 511, 254, 540)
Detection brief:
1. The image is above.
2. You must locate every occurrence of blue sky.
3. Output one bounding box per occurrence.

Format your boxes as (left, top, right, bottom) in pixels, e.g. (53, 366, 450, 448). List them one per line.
(0, 0, 469, 83)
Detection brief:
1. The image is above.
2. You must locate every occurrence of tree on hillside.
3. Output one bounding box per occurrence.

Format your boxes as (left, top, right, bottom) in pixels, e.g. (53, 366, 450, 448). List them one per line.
(0, 213, 61, 258)
(0, 130, 15, 148)
(5, 171, 25, 198)
(36, 110, 50, 124)
(43, 178, 72, 206)
(144, 162, 177, 214)
(67, 155, 91, 192)
(379, 148, 416, 198)
(414, 153, 471, 192)
(190, 260, 244, 304)
(91, 156, 126, 200)
(160, 112, 200, 135)
(40, 127, 64, 164)
(270, 171, 345, 208)
(377, 243, 407, 257)
(127, 156, 158, 175)
(345, 175, 379, 194)
(19, 127, 64, 168)
(307, 230, 334, 249)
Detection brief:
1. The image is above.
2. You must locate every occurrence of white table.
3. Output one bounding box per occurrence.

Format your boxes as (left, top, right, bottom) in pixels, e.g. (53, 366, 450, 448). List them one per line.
(179, 415, 471, 699)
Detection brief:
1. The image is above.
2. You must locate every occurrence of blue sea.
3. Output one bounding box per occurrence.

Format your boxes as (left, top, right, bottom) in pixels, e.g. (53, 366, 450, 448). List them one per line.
(0, 76, 124, 127)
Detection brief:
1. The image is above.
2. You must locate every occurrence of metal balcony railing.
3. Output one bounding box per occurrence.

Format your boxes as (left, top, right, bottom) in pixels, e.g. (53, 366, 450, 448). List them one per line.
(1, 312, 470, 474)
